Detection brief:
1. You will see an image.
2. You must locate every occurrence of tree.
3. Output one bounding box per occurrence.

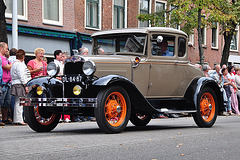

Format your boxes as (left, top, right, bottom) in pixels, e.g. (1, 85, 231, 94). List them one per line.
(0, 0, 7, 43)
(208, 0, 240, 65)
(138, 0, 210, 66)
(138, 0, 240, 66)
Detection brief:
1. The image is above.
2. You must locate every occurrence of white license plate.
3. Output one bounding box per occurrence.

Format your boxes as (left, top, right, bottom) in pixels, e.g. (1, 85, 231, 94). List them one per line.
(62, 75, 82, 83)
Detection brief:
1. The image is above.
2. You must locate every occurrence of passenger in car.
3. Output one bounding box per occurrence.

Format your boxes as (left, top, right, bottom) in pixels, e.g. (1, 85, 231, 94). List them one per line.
(158, 40, 173, 56)
(98, 48, 105, 54)
(152, 39, 173, 56)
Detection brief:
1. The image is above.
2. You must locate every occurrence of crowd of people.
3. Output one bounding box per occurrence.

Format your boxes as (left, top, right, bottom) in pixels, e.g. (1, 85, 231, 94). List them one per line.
(200, 63, 240, 116)
(0, 41, 97, 126)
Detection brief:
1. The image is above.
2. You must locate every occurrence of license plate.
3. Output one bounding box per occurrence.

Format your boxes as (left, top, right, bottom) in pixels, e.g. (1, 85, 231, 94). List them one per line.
(62, 74, 82, 83)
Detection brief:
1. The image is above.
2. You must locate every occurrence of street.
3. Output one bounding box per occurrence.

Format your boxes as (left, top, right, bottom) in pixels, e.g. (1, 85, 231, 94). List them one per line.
(1, 115, 240, 160)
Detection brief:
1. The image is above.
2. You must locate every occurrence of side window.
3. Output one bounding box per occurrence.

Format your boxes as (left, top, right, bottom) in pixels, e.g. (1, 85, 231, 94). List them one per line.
(178, 37, 186, 57)
(151, 35, 175, 56)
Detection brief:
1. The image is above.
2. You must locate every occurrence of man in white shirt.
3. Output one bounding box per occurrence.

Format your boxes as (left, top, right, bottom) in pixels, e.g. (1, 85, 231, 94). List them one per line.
(53, 50, 63, 76)
(8, 48, 17, 63)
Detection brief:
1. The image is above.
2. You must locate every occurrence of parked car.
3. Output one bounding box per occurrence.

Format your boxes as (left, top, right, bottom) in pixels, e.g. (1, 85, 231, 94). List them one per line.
(21, 27, 223, 133)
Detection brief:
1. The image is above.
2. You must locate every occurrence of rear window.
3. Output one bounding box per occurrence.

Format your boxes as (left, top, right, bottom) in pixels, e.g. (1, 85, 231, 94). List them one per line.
(178, 37, 186, 57)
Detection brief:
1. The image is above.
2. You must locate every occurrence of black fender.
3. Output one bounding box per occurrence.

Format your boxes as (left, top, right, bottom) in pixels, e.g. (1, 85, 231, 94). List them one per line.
(92, 75, 130, 86)
(92, 75, 158, 114)
(26, 76, 63, 98)
(26, 76, 63, 87)
(184, 77, 223, 111)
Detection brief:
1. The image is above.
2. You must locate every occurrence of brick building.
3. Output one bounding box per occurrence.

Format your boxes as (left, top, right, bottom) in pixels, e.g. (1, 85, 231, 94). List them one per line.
(5, 0, 240, 67)
(5, 0, 77, 59)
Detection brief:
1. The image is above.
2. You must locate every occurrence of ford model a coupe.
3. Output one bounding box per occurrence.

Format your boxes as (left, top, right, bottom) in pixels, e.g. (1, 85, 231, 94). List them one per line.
(21, 27, 223, 133)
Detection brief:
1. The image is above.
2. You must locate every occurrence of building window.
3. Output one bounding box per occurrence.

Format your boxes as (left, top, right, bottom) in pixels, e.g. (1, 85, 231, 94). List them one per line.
(5, 0, 28, 20)
(201, 27, 206, 45)
(86, 0, 99, 29)
(43, 0, 63, 26)
(211, 22, 218, 48)
(155, 0, 167, 26)
(139, 0, 150, 27)
(113, 0, 125, 29)
(231, 25, 239, 51)
(188, 33, 194, 47)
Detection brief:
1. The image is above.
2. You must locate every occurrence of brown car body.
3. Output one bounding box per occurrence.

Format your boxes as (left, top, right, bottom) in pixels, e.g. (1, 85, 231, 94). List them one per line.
(91, 27, 203, 98)
(22, 27, 223, 133)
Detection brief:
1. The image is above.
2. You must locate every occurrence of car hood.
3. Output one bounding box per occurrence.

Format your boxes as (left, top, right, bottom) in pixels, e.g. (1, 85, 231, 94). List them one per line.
(83, 55, 142, 80)
(84, 54, 136, 62)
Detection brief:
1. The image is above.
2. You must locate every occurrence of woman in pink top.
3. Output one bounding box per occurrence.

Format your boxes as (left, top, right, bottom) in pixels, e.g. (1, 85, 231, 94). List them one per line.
(227, 66, 239, 115)
(27, 48, 47, 78)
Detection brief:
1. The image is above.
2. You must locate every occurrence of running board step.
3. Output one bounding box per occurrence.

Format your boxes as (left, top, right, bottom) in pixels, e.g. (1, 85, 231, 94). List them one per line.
(156, 108, 197, 114)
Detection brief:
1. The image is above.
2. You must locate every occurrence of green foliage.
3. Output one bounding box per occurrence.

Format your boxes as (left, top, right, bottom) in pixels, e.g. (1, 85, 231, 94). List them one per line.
(137, 0, 240, 65)
(137, 0, 211, 35)
(137, 0, 240, 35)
(209, 0, 240, 35)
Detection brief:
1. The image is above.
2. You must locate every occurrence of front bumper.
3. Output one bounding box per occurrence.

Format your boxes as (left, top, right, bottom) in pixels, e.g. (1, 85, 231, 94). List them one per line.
(20, 97, 97, 107)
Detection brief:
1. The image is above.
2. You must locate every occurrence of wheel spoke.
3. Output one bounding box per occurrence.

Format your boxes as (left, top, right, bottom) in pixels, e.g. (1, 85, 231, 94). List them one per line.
(104, 92, 127, 127)
(34, 106, 57, 125)
(200, 92, 215, 122)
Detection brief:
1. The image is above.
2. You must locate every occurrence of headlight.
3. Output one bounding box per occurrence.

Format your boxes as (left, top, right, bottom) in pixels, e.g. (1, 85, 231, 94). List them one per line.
(36, 86, 44, 95)
(47, 61, 59, 77)
(73, 85, 82, 95)
(83, 60, 96, 76)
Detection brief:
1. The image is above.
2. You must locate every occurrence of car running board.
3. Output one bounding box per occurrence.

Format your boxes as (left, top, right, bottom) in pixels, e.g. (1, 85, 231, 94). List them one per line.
(156, 108, 197, 114)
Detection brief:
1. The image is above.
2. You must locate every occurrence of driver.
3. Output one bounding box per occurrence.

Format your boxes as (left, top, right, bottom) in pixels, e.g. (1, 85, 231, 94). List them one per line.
(157, 39, 173, 56)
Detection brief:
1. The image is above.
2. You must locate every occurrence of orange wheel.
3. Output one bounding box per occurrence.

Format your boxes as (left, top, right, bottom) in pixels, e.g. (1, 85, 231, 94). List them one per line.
(193, 87, 218, 127)
(24, 90, 60, 132)
(199, 92, 216, 122)
(95, 86, 131, 133)
(34, 106, 58, 126)
(104, 92, 127, 127)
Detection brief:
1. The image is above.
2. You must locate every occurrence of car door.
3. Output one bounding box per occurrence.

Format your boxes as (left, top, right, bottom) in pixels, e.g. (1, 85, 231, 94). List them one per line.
(147, 34, 204, 98)
(147, 59, 181, 98)
(147, 34, 182, 98)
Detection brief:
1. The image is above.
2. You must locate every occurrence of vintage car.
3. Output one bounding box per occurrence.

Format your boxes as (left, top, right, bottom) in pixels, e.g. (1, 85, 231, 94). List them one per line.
(21, 27, 223, 134)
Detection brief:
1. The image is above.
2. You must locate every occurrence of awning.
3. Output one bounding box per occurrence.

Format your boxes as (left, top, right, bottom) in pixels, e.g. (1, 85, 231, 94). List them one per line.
(228, 55, 240, 63)
(7, 25, 77, 39)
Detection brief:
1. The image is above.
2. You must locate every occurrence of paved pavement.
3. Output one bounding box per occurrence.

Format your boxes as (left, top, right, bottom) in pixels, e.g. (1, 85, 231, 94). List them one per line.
(1, 115, 240, 160)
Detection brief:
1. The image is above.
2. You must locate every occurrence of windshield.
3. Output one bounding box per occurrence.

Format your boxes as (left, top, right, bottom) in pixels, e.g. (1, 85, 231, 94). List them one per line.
(93, 33, 147, 55)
